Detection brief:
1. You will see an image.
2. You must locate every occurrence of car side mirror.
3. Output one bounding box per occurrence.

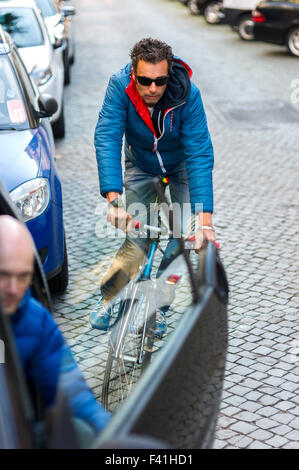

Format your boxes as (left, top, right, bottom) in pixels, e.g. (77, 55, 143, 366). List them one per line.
(62, 5, 76, 17)
(37, 94, 58, 118)
(53, 38, 63, 49)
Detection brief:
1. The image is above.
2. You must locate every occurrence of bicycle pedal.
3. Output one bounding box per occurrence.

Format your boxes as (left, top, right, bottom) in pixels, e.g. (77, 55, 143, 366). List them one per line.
(154, 334, 164, 340)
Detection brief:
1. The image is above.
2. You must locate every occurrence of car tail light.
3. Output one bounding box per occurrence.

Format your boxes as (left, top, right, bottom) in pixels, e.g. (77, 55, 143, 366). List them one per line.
(252, 10, 266, 23)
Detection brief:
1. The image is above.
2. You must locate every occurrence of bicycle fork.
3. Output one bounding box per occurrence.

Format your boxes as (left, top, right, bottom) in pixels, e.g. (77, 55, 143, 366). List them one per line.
(111, 241, 158, 363)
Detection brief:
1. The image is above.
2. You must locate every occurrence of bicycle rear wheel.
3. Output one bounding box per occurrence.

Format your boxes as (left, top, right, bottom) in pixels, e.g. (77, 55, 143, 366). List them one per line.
(101, 291, 155, 412)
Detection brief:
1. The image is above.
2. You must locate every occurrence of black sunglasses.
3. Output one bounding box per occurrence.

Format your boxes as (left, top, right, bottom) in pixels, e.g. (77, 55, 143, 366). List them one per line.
(135, 75, 169, 87)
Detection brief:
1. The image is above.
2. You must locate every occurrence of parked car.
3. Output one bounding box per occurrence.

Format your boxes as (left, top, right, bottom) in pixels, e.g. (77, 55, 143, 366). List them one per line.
(0, 0, 65, 137)
(34, 0, 76, 85)
(253, 0, 299, 56)
(223, 0, 258, 40)
(0, 26, 68, 293)
(187, 0, 225, 24)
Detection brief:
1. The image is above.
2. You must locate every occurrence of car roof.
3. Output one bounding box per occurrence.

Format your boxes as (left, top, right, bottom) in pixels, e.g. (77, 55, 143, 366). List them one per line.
(0, 0, 38, 8)
(0, 0, 50, 43)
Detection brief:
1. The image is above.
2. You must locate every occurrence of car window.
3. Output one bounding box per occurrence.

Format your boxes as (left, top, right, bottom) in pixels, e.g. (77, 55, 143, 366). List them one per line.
(0, 55, 30, 130)
(0, 300, 35, 449)
(0, 7, 44, 48)
(11, 46, 40, 115)
(35, 0, 58, 18)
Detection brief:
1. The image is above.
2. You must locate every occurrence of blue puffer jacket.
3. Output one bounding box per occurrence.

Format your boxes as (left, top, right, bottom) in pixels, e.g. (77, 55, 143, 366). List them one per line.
(10, 291, 110, 433)
(94, 58, 214, 213)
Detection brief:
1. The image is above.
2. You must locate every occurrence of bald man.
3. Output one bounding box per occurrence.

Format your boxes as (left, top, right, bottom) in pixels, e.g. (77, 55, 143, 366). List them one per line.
(0, 216, 110, 447)
(0, 215, 35, 316)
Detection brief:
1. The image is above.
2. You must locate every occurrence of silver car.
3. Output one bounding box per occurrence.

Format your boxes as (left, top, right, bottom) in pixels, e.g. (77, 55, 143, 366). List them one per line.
(34, 0, 76, 85)
(0, 0, 65, 137)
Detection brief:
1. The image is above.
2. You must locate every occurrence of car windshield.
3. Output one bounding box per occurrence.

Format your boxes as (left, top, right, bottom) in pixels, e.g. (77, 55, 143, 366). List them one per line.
(0, 7, 44, 48)
(35, 0, 58, 18)
(0, 56, 29, 130)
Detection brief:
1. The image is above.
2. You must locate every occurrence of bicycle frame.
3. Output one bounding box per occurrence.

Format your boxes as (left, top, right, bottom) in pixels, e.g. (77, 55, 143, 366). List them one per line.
(110, 239, 159, 364)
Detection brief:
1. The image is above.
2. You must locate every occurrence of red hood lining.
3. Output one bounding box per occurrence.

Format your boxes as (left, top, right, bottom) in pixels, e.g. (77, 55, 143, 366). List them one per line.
(125, 58, 192, 138)
(125, 78, 158, 138)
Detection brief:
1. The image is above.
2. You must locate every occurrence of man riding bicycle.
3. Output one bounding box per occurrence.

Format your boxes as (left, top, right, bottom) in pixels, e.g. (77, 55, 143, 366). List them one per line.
(90, 38, 216, 336)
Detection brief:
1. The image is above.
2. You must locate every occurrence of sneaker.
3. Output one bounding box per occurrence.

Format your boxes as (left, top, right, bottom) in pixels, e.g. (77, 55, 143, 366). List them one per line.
(154, 309, 167, 338)
(89, 298, 111, 330)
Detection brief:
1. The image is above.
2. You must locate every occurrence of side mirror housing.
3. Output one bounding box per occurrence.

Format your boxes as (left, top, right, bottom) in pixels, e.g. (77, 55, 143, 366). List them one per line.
(36, 94, 58, 118)
(53, 37, 64, 49)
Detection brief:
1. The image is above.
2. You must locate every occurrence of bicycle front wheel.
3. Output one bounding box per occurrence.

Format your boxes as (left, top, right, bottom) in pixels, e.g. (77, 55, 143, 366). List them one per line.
(101, 293, 155, 412)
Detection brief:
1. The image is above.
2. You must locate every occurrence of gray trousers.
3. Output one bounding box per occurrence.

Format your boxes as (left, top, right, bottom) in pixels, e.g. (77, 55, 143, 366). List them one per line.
(101, 155, 191, 300)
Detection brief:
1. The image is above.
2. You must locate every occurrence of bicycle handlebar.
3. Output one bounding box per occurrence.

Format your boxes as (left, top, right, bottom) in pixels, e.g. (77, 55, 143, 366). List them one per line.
(132, 221, 220, 249)
(131, 220, 165, 234)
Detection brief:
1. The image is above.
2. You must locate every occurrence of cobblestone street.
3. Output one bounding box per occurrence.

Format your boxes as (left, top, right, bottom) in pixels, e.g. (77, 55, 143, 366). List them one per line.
(52, 0, 299, 449)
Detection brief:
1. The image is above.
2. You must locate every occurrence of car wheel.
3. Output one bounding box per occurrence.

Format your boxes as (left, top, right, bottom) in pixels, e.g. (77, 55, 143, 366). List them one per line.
(238, 14, 255, 41)
(48, 233, 69, 293)
(64, 58, 71, 85)
(70, 43, 75, 65)
(287, 27, 299, 57)
(70, 51, 75, 65)
(204, 2, 222, 24)
(187, 0, 200, 15)
(51, 103, 65, 139)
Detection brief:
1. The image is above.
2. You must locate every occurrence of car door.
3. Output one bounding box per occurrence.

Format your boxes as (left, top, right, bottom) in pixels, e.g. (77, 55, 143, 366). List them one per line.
(0, 182, 75, 449)
(261, 1, 298, 29)
(0, 304, 36, 449)
(287, 0, 299, 25)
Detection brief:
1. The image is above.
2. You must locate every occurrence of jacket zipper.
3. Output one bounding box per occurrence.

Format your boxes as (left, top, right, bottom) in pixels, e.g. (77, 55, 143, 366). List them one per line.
(153, 102, 186, 173)
(154, 138, 166, 173)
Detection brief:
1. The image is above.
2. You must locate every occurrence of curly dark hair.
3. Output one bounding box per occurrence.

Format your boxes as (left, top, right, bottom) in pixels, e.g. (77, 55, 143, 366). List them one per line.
(130, 38, 173, 73)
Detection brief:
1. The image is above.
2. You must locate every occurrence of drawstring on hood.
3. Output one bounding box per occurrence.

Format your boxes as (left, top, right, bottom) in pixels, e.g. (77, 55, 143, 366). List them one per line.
(151, 59, 191, 138)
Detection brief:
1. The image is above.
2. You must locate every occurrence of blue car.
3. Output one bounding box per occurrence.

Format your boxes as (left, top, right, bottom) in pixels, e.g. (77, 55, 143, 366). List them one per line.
(0, 27, 68, 292)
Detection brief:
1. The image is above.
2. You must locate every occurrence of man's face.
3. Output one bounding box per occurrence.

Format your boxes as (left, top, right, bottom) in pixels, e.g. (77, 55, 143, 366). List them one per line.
(0, 248, 33, 315)
(133, 59, 169, 107)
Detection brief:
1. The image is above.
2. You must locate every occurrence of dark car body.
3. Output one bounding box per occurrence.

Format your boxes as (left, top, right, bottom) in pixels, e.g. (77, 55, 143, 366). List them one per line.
(222, 1, 258, 39)
(253, 0, 299, 54)
(225, 8, 252, 28)
(223, 1, 258, 28)
(194, 0, 212, 12)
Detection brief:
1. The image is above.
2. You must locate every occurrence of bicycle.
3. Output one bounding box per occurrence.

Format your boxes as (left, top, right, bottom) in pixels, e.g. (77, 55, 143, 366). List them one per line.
(101, 176, 197, 412)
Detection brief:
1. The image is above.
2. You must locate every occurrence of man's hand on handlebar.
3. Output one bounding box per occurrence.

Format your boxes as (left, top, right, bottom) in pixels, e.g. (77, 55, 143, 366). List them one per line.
(106, 192, 133, 232)
(108, 206, 133, 232)
(194, 227, 216, 253)
(194, 212, 216, 253)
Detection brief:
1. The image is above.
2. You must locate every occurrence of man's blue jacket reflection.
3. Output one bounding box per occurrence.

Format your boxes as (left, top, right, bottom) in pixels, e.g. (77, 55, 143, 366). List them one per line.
(10, 291, 110, 433)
